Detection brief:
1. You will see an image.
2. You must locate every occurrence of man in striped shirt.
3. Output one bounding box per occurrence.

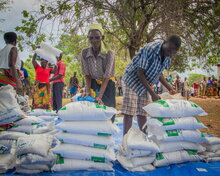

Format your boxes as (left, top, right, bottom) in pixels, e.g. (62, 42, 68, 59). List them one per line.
(121, 35, 181, 135)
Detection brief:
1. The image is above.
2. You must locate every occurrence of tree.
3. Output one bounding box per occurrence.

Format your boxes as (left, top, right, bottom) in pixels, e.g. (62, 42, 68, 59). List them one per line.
(188, 73, 206, 86)
(0, 0, 12, 33)
(15, 0, 220, 72)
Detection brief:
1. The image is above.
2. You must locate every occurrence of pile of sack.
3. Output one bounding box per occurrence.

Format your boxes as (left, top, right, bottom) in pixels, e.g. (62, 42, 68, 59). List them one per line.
(15, 134, 56, 174)
(51, 101, 120, 172)
(143, 99, 208, 167)
(117, 127, 159, 172)
(29, 108, 58, 122)
(200, 137, 220, 162)
(0, 85, 24, 125)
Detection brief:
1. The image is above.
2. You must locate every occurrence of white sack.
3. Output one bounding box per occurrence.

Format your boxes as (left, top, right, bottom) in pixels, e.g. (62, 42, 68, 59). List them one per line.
(205, 137, 220, 145)
(55, 132, 114, 149)
(51, 158, 113, 171)
(16, 151, 56, 166)
(151, 129, 208, 143)
(0, 131, 28, 140)
(35, 48, 57, 64)
(205, 157, 220, 162)
(146, 117, 206, 131)
(156, 140, 206, 153)
(123, 127, 159, 153)
(143, 99, 207, 117)
(15, 168, 43, 174)
(16, 134, 53, 157)
(29, 109, 57, 116)
(16, 164, 50, 171)
(202, 144, 220, 152)
(0, 139, 15, 150)
(37, 115, 58, 121)
(153, 150, 201, 167)
(51, 143, 115, 162)
(40, 42, 62, 57)
(56, 120, 120, 136)
(0, 146, 16, 173)
(116, 152, 155, 172)
(14, 116, 45, 126)
(58, 101, 119, 121)
(0, 85, 24, 125)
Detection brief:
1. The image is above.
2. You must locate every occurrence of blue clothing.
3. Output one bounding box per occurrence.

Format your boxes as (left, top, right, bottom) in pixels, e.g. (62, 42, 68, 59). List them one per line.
(123, 40, 171, 96)
(20, 67, 28, 86)
(70, 86, 78, 95)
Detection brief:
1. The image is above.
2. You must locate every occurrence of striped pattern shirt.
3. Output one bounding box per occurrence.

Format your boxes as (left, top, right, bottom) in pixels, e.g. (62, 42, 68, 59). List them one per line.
(123, 40, 171, 96)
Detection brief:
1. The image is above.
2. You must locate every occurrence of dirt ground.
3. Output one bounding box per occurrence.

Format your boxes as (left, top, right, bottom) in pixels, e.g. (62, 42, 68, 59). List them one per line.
(62, 96, 220, 137)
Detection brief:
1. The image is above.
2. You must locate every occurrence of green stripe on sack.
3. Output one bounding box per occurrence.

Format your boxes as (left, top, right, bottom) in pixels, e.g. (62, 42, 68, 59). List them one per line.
(93, 143, 107, 149)
(91, 156, 105, 163)
(186, 149, 198, 155)
(166, 130, 179, 137)
(156, 153, 164, 160)
(95, 103, 106, 110)
(156, 117, 175, 126)
(154, 100, 169, 107)
(56, 154, 64, 164)
(189, 102, 200, 108)
(97, 133, 111, 136)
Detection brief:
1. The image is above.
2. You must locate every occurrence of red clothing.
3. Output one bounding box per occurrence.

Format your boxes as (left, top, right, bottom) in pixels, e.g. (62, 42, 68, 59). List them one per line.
(53, 60, 66, 83)
(35, 65, 52, 83)
(193, 83, 199, 89)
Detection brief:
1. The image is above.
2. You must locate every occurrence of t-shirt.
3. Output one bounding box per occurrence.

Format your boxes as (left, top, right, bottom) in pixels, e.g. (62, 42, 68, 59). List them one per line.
(20, 67, 28, 85)
(53, 60, 66, 83)
(35, 64, 52, 83)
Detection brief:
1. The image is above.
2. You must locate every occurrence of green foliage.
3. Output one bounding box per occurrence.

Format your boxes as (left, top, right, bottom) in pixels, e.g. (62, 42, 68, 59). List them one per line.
(14, 0, 220, 73)
(188, 73, 207, 86)
(23, 58, 35, 86)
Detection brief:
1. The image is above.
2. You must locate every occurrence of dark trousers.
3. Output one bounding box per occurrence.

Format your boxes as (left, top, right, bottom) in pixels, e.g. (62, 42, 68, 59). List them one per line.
(118, 87, 123, 96)
(91, 79, 116, 122)
(53, 82, 64, 112)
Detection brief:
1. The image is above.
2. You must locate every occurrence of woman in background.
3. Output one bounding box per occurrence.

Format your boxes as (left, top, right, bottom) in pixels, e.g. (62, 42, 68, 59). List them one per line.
(32, 53, 56, 109)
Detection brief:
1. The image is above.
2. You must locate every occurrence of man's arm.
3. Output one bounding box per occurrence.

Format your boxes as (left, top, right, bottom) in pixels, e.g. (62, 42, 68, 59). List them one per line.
(32, 53, 38, 68)
(137, 67, 160, 101)
(9, 47, 23, 95)
(96, 78, 110, 104)
(50, 65, 57, 74)
(50, 74, 62, 82)
(159, 74, 176, 95)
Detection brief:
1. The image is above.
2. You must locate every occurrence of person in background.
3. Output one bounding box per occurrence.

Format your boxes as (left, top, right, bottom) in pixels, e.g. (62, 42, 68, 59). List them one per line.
(69, 72, 79, 97)
(200, 77, 207, 97)
(213, 78, 218, 96)
(218, 76, 220, 96)
(167, 74, 173, 84)
(174, 75, 181, 93)
(81, 24, 116, 122)
(193, 82, 199, 97)
(32, 53, 56, 109)
(206, 77, 213, 97)
(183, 77, 189, 99)
(50, 53, 66, 112)
(117, 76, 123, 96)
(20, 60, 30, 95)
(0, 32, 23, 95)
(121, 35, 181, 135)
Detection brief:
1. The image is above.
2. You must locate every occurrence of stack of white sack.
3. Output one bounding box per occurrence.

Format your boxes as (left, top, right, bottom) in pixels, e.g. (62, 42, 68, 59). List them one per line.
(117, 127, 158, 172)
(0, 116, 57, 157)
(51, 101, 120, 172)
(15, 134, 56, 174)
(35, 42, 62, 64)
(0, 85, 24, 125)
(29, 109, 58, 122)
(0, 143, 16, 173)
(200, 137, 220, 162)
(143, 99, 208, 167)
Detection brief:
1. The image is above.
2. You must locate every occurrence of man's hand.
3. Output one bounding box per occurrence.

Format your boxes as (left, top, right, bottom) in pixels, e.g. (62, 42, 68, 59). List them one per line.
(169, 89, 177, 95)
(151, 93, 161, 102)
(96, 96, 104, 105)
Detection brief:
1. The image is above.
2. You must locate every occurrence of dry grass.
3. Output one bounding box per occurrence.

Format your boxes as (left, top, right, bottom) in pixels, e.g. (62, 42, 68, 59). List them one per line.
(61, 96, 220, 137)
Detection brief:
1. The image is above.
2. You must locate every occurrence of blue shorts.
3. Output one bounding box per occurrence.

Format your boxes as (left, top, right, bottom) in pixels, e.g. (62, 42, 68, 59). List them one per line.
(70, 86, 78, 95)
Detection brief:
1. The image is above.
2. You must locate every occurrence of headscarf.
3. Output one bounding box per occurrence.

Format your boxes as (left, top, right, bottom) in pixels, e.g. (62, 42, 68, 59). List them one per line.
(88, 24, 109, 54)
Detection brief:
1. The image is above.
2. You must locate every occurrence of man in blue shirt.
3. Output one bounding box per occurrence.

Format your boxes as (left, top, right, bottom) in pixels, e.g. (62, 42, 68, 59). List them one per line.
(20, 61, 30, 94)
(121, 35, 181, 135)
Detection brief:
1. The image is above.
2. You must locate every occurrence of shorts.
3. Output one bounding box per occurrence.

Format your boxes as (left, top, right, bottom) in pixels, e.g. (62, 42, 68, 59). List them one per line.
(121, 84, 151, 116)
(70, 86, 78, 95)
